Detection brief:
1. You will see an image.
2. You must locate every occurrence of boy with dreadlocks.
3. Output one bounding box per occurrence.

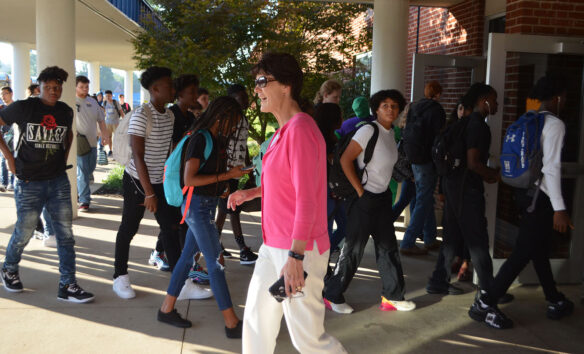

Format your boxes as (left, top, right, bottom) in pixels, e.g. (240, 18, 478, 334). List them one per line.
(0, 66, 94, 303)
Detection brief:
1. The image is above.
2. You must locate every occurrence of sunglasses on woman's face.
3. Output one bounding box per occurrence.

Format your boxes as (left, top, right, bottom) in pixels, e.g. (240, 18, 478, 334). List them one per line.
(255, 76, 276, 88)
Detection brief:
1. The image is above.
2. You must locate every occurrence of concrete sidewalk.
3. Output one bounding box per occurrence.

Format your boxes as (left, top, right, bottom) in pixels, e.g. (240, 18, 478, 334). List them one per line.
(0, 163, 583, 354)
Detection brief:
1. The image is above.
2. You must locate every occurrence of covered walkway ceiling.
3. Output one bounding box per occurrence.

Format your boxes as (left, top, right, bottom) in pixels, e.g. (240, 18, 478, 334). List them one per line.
(0, 0, 141, 70)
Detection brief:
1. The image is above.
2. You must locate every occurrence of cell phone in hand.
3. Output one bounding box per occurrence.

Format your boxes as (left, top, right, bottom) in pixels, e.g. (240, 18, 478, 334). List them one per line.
(241, 164, 255, 171)
(268, 271, 308, 302)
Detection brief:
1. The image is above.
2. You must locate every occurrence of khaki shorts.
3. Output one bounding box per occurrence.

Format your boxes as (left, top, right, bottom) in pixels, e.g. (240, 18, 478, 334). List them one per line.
(106, 123, 118, 136)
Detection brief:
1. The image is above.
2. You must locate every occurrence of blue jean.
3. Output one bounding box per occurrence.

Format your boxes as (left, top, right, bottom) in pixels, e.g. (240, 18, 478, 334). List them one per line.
(167, 194, 233, 310)
(3, 173, 76, 285)
(42, 207, 55, 236)
(401, 163, 437, 249)
(392, 179, 416, 222)
(327, 192, 347, 251)
(77, 147, 97, 204)
(0, 155, 14, 187)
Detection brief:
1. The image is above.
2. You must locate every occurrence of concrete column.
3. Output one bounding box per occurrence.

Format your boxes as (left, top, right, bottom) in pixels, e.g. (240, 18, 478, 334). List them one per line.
(370, 0, 409, 95)
(11, 43, 32, 100)
(124, 70, 133, 109)
(140, 85, 150, 104)
(36, 0, 77, 216)
(88, 61, 101, 94)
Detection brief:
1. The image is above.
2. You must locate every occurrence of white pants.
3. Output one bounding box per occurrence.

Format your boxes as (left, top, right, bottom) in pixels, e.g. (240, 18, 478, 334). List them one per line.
(242, 244, 346, 354)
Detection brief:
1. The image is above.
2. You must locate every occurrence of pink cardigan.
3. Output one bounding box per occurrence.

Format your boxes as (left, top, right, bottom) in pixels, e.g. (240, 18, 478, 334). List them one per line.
(260, 112, 330, 254)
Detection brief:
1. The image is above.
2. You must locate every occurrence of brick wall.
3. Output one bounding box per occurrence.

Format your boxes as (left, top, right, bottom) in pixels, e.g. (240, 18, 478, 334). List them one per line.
(506, 0, 584, 36)
(406, 0, 485, 113)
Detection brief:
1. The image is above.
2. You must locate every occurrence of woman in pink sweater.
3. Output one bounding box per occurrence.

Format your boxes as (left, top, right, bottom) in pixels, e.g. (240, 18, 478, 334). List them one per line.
(228, 53, 346, 354)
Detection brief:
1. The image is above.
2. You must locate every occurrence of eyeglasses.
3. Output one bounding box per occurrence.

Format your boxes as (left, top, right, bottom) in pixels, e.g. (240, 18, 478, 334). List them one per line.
(255, 76, 276, 88)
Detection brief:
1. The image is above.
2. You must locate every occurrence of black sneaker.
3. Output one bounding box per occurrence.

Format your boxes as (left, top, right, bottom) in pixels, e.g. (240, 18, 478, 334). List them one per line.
(221, 243, 233, 259)
(469, 298, 513, 329)
(426, 282, 464, 295)
(547, 298, 574, 320)
(57, 283, 95, 303)
(239, 247, 258, 265)
(484, 306, 513, 329)
(225, 320, 243, 339)
(1, 269, 23, 293)
(157, 309, 192, 328)
(498, 293, 515, 305)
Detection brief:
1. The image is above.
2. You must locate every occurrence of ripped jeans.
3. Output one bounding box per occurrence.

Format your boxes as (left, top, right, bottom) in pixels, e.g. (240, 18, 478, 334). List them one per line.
(167, 194, 233, 310)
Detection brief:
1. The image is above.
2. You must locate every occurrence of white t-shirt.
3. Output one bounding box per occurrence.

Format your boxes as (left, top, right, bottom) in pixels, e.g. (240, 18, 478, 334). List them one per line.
(539, 112, 566, 211)
(352, 120, 398, 194)
(76, 96, 105, 147)
(126, 102, 174, 184)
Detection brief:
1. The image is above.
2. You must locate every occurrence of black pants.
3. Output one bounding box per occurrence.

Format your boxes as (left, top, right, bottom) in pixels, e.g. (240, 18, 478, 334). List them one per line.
(114, 172, 182, 278)
(491, 189, 563, 303)
(324, 189, 406, 303)
(428, 176, 494, 302)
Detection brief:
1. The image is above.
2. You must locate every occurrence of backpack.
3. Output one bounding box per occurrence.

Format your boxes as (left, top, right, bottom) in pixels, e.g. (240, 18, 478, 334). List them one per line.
(328, 121, 379, 200)
(432, 116, 471, 176)
(402, 99, 439, 164)
(500, 110, 545, 189)
(112, 104, 154, 165)
(163, 130, 213, 224)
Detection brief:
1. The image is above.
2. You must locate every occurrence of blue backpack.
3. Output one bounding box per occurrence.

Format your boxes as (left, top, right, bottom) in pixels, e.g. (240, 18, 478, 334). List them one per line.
(500, 110, 545, 189)
(163, 130, 212, 223)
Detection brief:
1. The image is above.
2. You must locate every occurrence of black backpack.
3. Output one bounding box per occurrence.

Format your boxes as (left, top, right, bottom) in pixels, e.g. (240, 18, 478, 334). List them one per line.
(432, 116, 470, 176)
(328, 122, 379, 200)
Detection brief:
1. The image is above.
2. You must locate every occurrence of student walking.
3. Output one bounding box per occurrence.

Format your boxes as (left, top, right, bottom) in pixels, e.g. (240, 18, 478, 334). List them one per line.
(323, 90, 416, 314)
(157, 96, 248, 337)
(0, 66, 94, 303)
(426, 83, 512, 328)
(112, 67, 181, 299)
(489, 75, 575, 326)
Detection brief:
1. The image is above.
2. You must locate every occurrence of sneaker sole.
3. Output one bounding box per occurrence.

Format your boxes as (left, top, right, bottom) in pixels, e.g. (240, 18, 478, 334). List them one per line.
(1, 281, 23, 293)
(57, 295, 95, 303)
(78, 209, 89, 213)
(113, 290, 136, 299)
(240, 259, 257, 265)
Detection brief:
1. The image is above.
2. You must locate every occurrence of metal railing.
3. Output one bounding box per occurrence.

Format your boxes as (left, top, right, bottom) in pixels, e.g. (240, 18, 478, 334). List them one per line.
(107, 0, 164, 29)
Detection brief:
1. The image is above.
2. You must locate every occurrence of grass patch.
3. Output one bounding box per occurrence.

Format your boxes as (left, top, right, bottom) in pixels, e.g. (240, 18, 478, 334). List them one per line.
(96, 164, 125, 195)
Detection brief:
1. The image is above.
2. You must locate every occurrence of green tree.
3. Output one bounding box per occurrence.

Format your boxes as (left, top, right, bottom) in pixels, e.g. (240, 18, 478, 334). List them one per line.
(133, 0, 371, 143)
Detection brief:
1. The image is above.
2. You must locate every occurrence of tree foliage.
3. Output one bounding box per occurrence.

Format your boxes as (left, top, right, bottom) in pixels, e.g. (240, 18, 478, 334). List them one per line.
(133, 0, 371, 143)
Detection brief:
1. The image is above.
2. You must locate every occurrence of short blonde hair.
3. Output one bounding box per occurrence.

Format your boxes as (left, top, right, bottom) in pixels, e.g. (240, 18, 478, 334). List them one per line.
(314, 79, 342, 104)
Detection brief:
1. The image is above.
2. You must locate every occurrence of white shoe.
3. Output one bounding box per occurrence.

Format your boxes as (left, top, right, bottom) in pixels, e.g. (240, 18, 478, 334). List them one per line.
(113, 274, 136, 299)
(6, 184, 14, 191)
(177, 279, 213, 301)
(324, 298, 354, 314)
(43, 235, 57, 248)
(380, 297, 416, 312)
(33, 230, 45, 240)
(148, 250, 158, 265)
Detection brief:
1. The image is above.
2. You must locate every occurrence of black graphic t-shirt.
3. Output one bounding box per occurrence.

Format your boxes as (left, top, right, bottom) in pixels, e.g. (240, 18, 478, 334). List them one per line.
(0, 97, 73, 181)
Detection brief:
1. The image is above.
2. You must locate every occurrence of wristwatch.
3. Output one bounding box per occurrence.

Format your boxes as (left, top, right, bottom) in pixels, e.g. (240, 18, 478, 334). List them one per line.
(288, 250, 305, 261)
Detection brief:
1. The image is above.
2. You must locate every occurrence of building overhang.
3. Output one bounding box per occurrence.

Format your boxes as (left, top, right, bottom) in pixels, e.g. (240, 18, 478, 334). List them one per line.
(0, 0, 142, 70)
(304, 0, 466, 7)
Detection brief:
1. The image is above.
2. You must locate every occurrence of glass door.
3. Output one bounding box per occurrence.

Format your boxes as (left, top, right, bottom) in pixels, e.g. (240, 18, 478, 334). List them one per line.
(486, 33, 584, 283)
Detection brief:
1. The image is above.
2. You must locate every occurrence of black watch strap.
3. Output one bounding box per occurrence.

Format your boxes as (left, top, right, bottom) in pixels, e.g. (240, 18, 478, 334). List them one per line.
(288, 250, 305, 261)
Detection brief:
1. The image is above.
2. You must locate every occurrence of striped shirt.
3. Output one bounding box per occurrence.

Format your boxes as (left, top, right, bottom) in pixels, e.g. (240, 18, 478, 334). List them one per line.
(125, 102, 174, 184)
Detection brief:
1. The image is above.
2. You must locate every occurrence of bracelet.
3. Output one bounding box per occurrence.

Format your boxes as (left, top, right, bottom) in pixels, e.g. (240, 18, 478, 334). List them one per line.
(145, 194, 156, 199)
(288, 250, 304, 261)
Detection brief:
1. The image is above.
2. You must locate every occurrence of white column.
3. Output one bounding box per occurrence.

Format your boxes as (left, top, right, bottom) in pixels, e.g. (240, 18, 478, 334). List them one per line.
(140, 85, 150, 104)
(88, 61, 101, 94)
(370, 0, 409, 95)
(124, 70, 134, 109)
(11, 43, 32, 100)
(36, 0, 78, 216)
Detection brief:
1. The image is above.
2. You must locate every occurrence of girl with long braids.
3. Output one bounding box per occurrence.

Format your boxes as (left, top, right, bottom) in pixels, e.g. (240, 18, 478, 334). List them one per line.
(157, 96, 249, 338)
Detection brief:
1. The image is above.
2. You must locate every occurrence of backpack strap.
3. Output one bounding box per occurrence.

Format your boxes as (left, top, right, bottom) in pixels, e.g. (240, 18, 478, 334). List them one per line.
(362, 122, 379, 165)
